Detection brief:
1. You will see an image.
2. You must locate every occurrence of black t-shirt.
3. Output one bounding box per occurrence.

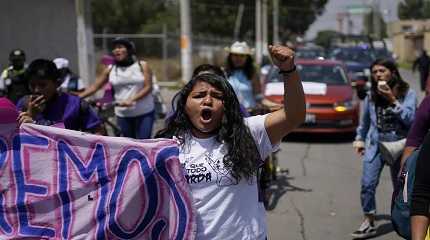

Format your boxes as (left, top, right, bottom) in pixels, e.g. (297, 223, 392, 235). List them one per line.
(411, 132, 430, 217)
(376, 105, 408, 139)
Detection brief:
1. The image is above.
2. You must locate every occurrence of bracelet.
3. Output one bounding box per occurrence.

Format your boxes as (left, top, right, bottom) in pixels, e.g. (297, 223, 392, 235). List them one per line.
(279, 65, 296, 75)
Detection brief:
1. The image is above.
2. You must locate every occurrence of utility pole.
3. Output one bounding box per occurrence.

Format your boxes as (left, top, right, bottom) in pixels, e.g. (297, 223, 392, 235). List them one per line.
(162, 24, 168, 82)
(372, 0, 381, 39)
(75, 0, 95, 88)
(256, 0, 262, 66)
(262, 0, 268, 55)
(336, 12, 344, 34)
(180, 0, 192, 84)
(347, 14, 353, 35)
(234, 4, 245, 40)
(273, 0, 280, 44)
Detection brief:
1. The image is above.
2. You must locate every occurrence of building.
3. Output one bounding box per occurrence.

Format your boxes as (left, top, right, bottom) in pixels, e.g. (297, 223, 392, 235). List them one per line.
(0, 0, 95, 86)
(388, 20, 430, 62)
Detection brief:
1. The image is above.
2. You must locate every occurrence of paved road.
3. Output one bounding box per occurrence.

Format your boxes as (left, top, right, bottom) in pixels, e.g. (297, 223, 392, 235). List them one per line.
(265, 69, 424, 240)
(156, 68, 424, 240)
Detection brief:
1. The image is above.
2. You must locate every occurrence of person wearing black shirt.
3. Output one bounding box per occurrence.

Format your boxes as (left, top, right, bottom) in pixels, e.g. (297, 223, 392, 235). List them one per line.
(411, 132, 430, 240)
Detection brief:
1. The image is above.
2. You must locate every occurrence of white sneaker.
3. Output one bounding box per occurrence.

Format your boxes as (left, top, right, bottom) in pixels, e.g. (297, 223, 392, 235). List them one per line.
(351, 219, 376, 239)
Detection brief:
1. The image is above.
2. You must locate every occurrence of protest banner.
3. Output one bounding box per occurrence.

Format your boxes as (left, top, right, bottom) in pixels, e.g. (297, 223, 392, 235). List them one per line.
(0, 122, 196, 239)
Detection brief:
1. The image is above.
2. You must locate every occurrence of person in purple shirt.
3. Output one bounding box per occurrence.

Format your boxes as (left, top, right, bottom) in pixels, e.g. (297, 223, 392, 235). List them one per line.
(16, 59, 103, 134)
(400, 95, 430, 167)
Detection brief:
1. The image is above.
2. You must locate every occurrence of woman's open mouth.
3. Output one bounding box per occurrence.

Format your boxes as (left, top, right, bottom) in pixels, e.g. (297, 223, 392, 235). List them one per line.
(200, 108, 213, 123)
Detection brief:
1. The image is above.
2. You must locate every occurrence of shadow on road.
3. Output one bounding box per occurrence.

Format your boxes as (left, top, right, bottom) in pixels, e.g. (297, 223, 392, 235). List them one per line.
(284, 132, 355, 143)
(352, 214, 394, 240)
(264, 173, 312, 211)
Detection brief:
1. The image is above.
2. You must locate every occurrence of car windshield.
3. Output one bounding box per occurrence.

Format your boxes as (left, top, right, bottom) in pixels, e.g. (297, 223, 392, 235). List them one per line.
(296, 49, 325, 59)
(267, 64, 349, 85)
(330, 48, 374, 63)
(374, 48, 392, 59)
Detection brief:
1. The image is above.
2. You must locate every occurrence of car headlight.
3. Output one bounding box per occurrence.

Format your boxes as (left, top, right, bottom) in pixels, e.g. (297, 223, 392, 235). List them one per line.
(334, 100, 354, 112)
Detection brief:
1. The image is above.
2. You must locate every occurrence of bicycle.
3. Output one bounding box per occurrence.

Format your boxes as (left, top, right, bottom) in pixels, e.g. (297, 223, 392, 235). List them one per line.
(87, 99, 122, 137)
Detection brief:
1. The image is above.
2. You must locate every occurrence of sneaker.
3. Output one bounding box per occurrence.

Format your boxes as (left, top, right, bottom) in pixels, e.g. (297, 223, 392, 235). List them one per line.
(351, 219, 376, 239)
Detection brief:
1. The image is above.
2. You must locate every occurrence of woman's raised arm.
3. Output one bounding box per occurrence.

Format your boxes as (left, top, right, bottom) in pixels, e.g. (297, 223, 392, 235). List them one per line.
(264, 45, 306, 144)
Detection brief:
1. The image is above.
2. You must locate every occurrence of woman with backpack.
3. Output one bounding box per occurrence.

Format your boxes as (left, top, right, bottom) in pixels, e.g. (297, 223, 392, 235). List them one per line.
(351, 59, 417, 238)
(79, 38, 155, 139)
(411, 132, 430, 240)
(399, 94, 430, 239)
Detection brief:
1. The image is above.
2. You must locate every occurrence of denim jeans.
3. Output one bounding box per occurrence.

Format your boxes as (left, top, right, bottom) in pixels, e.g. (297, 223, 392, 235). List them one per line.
(360, 152, 400, 214)
(116, 111, 155, 139)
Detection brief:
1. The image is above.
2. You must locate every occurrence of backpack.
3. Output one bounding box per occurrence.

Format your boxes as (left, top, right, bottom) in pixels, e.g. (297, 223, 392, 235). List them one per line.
(391, 148, 421, 239)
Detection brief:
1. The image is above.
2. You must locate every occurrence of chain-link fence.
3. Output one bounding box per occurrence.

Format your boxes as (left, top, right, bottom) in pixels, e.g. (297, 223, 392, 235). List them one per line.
(93, 31, 254, 83)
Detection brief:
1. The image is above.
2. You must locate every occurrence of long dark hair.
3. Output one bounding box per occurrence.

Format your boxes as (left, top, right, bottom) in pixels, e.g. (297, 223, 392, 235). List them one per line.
(155, 71, 261, 181)
(225, 53, 256, 80)
(370, 59, 409, 106)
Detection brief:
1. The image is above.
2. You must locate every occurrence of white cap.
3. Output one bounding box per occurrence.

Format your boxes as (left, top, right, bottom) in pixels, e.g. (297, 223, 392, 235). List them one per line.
(53, 58, 69, 69)
(225, 41, 254, 55)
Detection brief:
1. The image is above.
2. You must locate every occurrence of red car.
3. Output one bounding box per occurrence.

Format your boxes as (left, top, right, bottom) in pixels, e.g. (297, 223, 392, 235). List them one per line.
(263, 59, 360, 133)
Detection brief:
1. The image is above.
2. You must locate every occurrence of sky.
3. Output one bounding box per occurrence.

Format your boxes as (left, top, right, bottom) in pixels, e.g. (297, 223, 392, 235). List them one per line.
(305, 0, 402, 40)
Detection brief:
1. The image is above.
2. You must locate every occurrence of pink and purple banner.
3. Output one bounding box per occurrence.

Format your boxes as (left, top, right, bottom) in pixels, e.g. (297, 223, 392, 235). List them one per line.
(0, 122, 195, 239)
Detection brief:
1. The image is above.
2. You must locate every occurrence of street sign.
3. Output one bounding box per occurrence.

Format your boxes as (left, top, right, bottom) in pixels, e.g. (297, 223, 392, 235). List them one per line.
(347, 5, 372, 15)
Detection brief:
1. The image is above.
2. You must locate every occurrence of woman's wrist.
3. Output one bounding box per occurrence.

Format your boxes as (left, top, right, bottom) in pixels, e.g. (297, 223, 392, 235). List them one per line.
(279, 65, 296, 75)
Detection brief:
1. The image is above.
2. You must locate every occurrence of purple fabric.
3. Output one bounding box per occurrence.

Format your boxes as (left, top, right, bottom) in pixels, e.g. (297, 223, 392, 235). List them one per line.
(17, 93, 101, 131)
(0, 97, 18, 124)
(406, 95, 430, 147)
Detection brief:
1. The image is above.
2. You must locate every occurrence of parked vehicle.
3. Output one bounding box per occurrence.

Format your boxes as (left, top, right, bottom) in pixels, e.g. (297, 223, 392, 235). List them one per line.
(329, 46, 375, 99)
(296, 46, 326, 60)
(263, 59, 359, 134)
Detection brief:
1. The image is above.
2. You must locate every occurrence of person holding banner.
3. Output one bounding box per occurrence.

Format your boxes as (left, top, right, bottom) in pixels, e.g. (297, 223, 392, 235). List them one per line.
(16, 59, 103, 134)
(156, 45, 305, 239)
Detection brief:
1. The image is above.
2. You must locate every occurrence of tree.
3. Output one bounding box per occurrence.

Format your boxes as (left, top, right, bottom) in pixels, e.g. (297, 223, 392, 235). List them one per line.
(398, 0, 430, 19)
(91, 0, 329, 43)
(278, 0, 328, 40)
(314, 30, 339, 49)
(91, 0, 179, 34)
(363, 10, 387, 39)
(189, 0, 328, 42)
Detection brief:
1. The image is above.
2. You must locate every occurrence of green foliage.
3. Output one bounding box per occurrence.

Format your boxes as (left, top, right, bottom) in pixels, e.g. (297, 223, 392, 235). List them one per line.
(314, 30, 339, 49)
(279, 0, 328, 38)
(91, 0, 179, 33)
(91, 0, 328, 42)
(398, 0, 430, 19)
(363, 10, 387, 39)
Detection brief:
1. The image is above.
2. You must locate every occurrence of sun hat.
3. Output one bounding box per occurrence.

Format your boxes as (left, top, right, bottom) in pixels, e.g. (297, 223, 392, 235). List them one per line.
(225, 41, 254, 55)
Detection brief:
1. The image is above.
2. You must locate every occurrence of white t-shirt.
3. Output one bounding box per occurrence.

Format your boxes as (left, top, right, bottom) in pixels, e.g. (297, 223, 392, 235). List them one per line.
(179, 114, 277, 240)
(109, 62, 154, 117)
